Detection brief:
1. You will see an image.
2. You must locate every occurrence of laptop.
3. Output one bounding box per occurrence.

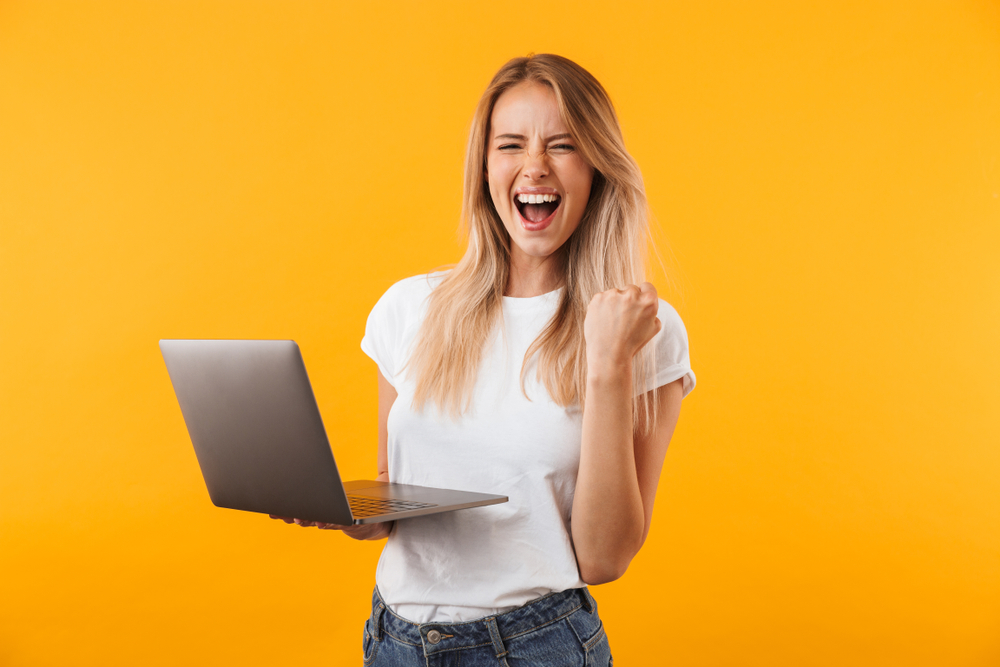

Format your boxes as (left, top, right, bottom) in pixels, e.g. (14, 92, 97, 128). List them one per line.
(160, 339, 507, 525)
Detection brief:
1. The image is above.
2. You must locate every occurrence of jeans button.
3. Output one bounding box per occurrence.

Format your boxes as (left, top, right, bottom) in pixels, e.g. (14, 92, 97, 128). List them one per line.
(426, 629, 442, 644)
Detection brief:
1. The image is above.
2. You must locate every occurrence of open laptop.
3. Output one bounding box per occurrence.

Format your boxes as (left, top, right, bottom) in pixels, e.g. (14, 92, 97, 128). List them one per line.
(160, 339, 507, 525)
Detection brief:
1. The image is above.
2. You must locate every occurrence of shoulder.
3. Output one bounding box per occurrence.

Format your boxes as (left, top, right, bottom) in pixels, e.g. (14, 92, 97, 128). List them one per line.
(655, 298, 688, 340)
(645, 297, 695, 396)
(369, 271, 449, 319)
(366, 271, 451, 334)
(377, 271, 450, 306)
(362, 272, 450, 384)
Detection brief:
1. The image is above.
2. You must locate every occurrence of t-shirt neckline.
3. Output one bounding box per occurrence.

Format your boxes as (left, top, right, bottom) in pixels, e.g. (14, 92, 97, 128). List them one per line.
(501, 286, 564, 312)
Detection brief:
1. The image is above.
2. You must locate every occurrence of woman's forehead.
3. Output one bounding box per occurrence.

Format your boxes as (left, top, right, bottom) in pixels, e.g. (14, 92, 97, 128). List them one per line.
(491, 82, 568, 137)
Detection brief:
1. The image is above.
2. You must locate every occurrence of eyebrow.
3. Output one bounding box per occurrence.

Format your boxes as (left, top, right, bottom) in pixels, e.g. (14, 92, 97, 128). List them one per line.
(493, 133, 574, 142)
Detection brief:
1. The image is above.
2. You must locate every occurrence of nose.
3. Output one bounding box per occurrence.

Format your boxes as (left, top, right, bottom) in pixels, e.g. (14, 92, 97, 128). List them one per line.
(522, 150, 549, 181)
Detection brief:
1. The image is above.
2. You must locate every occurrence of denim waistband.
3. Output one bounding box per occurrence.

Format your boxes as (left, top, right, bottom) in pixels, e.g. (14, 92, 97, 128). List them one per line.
(369, 586, 596, 658)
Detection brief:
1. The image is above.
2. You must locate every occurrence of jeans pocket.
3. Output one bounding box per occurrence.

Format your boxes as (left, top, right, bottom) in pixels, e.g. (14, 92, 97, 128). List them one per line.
(581, 622, 606, 651)
(566, 608, 612, 667)
(362, 619, 379, 665)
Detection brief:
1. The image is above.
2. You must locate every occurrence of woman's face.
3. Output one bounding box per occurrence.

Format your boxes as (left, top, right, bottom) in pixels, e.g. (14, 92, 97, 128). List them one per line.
(485, 82, 594, 267)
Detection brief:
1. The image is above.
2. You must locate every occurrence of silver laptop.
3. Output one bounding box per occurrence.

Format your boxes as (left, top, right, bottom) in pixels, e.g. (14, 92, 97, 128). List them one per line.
(160, 339, 507, 525)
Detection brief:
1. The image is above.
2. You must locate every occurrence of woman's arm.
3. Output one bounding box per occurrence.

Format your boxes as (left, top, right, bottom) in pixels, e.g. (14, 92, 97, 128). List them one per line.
(571, 283, 683, 584)
(375, 368, 396, 481)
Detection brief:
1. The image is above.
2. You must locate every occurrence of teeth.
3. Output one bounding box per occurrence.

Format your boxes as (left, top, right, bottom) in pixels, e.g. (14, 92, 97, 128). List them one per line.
(517, 193, 559, 204)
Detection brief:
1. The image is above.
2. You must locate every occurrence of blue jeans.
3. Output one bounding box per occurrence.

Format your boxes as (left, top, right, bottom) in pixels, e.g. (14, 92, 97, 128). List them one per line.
(362, 587, 613, 666)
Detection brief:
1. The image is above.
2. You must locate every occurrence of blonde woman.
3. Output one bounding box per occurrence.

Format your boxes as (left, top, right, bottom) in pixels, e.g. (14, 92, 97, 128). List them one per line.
(280, 54, 694, 665)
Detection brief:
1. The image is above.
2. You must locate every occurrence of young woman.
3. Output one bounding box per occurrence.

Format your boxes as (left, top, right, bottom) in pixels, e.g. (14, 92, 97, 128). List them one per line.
(277, 54, 694, 665)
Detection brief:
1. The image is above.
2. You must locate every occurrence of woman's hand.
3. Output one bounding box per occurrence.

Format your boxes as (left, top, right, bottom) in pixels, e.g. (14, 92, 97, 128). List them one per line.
(267, 465, 396, 541)
(584, 282, 661, 374)
(268, 515, 392, 541)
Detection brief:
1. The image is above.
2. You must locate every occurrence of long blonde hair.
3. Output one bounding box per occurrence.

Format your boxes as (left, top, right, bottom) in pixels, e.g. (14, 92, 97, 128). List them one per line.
(407, 54, 658, 430)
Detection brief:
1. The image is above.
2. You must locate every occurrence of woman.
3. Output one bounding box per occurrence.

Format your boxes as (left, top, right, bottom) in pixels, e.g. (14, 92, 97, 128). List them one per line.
(278, 54, 694, 665)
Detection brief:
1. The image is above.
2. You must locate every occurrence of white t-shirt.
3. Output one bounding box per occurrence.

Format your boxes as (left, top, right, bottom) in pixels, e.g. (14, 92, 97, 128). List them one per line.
(360, 273, 695, 623)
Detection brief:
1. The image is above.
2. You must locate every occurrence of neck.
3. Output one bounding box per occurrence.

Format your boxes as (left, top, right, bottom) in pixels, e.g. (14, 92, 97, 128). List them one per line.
(505, 250, 565, 298)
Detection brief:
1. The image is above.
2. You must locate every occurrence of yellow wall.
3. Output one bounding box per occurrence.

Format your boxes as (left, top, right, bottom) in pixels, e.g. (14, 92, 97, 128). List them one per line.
(2, 2, 998, 665)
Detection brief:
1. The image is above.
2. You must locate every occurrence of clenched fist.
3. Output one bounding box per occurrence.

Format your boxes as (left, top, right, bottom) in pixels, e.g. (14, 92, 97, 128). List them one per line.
(584, 282, 661, 375)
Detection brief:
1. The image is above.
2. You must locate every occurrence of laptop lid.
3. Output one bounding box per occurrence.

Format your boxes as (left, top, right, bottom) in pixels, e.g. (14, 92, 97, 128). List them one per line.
(160, 339, 355, 525)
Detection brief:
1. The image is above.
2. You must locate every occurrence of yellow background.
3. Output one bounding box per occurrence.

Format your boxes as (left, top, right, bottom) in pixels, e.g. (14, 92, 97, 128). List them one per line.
(2, 1, 998, 665)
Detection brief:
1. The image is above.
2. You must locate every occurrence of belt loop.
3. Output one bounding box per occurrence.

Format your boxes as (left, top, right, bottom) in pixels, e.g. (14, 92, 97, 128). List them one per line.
(579, 587, 594, 614)
(372, 602, 386, 642)
(485, 617, 511, 667)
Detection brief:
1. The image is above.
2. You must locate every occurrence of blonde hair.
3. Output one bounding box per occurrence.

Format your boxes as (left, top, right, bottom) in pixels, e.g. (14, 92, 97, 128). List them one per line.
(407, 54, 658, 430)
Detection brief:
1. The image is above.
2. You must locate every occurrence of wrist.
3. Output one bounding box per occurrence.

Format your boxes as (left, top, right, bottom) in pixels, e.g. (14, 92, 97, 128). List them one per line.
(371, 521, 394, 540)
(586, 355, 632, 388)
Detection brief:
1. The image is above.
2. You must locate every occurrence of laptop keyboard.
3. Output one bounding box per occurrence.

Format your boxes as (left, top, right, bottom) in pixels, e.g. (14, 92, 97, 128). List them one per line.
(347, 495, 438, 518)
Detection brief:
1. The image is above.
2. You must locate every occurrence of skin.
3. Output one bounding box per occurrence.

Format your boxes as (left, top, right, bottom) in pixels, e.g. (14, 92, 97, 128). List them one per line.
(272, 81, 684, 584)
(485, 81, 594, 297)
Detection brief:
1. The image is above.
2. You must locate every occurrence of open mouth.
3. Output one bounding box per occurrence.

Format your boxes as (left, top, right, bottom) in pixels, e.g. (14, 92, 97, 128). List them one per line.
(514, 193, 561, 227)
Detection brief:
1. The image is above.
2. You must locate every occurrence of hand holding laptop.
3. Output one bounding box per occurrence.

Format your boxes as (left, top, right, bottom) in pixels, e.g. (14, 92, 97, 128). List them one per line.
(268, 468, 395, 540)
(268, 514, 393, 540)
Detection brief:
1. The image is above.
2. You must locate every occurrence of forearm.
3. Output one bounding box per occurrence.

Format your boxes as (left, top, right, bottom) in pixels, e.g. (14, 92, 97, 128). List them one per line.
(352, 520, 393, 541)
(571, 363, 645, 584)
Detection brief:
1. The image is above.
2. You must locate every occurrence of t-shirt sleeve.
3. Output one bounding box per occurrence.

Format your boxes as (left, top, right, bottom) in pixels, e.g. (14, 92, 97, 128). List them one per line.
(360, 274, 440, 389)
(640, 299, 696, 398)
(360, 281, 407, 388)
